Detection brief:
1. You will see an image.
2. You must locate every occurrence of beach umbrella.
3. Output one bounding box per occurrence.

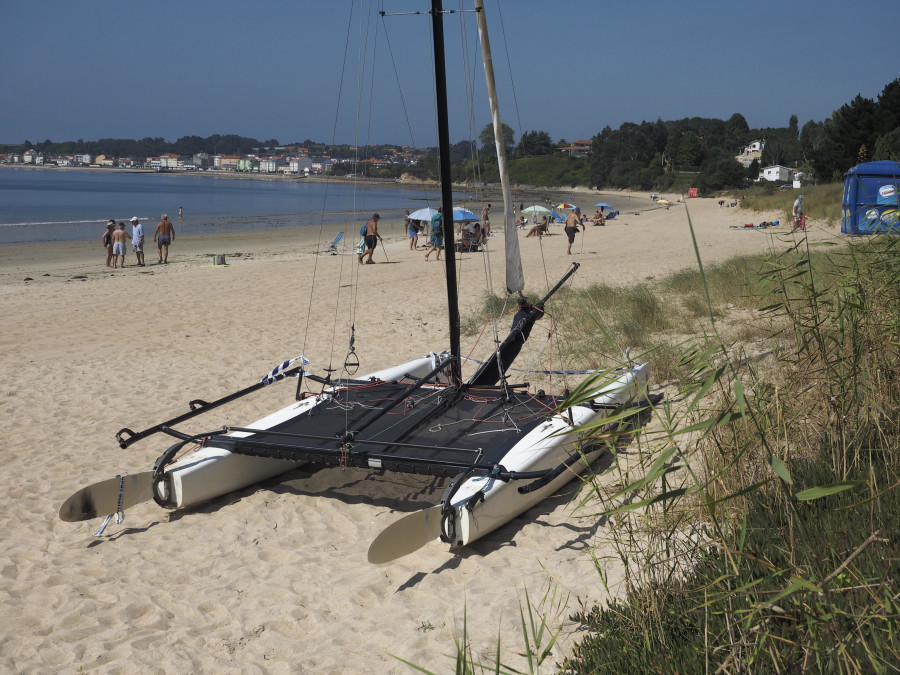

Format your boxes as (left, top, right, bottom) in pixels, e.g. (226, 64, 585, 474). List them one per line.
(521, 205, 551, 215)
(556, 202, 578, 211)
(408, 207, 438, 221)
(595, 202, 614, 210)
(550, 210, 565, 223)
(452, 207, 478, 222)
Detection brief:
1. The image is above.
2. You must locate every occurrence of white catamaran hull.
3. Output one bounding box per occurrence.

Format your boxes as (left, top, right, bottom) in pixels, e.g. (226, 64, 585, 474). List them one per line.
(449, 363, 649, 547)
(157, 352, 451, 510)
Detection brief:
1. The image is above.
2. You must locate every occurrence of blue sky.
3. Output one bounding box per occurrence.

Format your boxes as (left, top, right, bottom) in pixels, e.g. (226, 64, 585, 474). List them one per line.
(2, 1, 895, 148)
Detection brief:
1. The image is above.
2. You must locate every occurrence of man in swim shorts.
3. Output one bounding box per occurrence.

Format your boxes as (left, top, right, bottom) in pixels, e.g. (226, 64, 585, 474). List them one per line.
(111, 222, 130, 268)
(358, 213, 382, 264)
(564, 207, 583, 255)
(130, 216, 145, 266)
(154, 214, 175, 264)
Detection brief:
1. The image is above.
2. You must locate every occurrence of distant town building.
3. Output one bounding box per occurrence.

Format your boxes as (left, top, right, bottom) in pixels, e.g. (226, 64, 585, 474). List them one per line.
(258, 156, 287, 173)
(237, 157, 259, 172)
(290, 157, 314, 174)
(159, 153, 180, 170)
(761, 165, 795, 183)
(310, 158, 334, 174)
(218, 155, 240, 171)
(735, 139, 765, 168)
(559, 139, 592, 157)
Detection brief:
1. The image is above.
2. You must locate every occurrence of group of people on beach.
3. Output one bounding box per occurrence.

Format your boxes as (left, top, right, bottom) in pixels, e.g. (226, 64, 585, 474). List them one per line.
(399, 203, 494, 262)
(102, 215, 175, 268)
(520, 207, 607, 254)
(360, 199, 613, 265)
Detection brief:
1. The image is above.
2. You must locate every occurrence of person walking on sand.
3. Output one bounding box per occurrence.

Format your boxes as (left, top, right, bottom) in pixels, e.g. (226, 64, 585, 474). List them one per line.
(101, 220, 115, 267)
(358, 213, 382, 264)
(406, 210, 418, 251)
(564, 208, 583, 255)
(130, 216, 145, 267)
(793, 194, 805, 231)
(424, 208, 444, 261)
(154, 214, 175, 264)
(111, 222, 130, 268)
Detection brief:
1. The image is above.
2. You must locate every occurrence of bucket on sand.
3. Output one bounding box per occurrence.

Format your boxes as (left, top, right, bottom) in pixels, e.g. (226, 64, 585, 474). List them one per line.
(213, 254, 226, 266)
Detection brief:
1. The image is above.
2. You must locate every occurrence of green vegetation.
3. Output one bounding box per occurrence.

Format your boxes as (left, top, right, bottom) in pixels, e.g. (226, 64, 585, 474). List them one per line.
(738, 181, 844, 226)
(559, 235, 900, 673)
(442, 231, 899, 673)
(588, 79, 899, 193)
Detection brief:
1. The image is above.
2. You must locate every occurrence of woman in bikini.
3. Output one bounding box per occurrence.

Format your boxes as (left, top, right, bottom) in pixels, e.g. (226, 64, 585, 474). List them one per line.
(101, 220, 115, 267)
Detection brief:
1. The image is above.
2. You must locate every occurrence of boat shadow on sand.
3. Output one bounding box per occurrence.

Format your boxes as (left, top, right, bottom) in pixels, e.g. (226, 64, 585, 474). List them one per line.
(173, 407, 652, 579)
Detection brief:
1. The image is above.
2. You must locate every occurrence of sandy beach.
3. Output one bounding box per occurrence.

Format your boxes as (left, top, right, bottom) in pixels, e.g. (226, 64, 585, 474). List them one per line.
(0, 195, 838, 673)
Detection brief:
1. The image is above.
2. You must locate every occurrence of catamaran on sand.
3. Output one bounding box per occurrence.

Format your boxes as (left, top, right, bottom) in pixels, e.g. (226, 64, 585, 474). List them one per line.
(59, 0, 660, 563)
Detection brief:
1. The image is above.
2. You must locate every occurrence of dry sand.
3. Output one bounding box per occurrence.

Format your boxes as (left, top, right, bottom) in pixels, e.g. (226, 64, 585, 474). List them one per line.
(0, 195, 839, 673)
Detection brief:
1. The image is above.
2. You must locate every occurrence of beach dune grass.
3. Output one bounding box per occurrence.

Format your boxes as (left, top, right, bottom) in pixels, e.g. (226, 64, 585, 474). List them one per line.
(437, 234, 900, 673)
(556, 236, 900, 673)
(739, 181, 844, 225)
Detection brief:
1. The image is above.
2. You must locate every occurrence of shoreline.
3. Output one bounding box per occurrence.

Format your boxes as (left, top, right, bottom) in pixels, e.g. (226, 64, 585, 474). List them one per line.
(0, 160, 639, 202)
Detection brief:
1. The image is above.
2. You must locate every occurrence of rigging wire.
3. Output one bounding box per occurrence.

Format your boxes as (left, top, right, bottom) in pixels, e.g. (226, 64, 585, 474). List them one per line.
(301, 1, 357, 383)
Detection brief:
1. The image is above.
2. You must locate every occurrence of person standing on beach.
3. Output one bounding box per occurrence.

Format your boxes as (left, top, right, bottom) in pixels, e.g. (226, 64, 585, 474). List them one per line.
(564, 208, 583, 255)
(111, 222, 130, 268)
(130, 216, 145, 267)
(481, 203, 491, 238)
(358, 213, 382, 264)
(424, 208, 444, 261)
(793, 194, 805, 231)
(405, 210, 418, 251)
(154, 214, 175, 264)
(101, 220, 115, 267)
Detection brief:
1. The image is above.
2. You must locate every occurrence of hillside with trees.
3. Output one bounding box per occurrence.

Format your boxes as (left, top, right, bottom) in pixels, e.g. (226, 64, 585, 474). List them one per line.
(587, 78, 899, 192)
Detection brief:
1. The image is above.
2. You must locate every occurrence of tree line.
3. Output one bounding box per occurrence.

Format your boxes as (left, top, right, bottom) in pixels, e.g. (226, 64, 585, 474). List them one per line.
(4, 78, 897, 192)
(587, 78, 899, 191)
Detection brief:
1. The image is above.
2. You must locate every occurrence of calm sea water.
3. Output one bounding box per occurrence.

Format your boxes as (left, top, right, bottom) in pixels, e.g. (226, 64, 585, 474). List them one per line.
(0, 168, 441, 243)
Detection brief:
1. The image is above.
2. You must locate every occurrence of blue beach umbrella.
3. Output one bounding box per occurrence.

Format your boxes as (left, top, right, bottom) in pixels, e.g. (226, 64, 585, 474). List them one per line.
(452, 207, 478, 222)
(595, 202, 614, 210)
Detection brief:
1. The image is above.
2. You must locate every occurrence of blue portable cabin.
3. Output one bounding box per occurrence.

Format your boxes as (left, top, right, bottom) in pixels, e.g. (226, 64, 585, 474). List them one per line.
(841, 160, 900, 235)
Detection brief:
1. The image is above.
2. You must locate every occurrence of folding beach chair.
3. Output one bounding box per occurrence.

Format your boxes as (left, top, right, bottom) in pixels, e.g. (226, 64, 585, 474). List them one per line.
(325, 231, 344, 255)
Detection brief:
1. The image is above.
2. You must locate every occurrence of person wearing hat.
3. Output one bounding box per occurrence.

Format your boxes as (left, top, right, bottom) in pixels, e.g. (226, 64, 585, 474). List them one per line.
(154, 214, 175, 264)
(130, 217, 145, 267)
(358, 213, 382, 264)
(793, 194, 805, 231)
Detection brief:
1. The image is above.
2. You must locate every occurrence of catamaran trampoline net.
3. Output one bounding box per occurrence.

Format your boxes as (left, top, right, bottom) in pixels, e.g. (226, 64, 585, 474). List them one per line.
(213, 381, 564, 476)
